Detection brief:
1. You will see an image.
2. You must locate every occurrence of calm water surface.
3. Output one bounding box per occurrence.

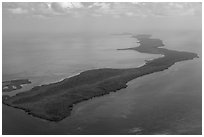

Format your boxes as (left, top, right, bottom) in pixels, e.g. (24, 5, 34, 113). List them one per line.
(2, 33, 159, 96)
(2, 31, 201, 134)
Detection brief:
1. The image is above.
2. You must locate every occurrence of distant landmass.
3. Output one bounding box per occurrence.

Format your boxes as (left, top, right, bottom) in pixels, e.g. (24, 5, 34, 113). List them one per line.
(2, 79, 31, 92)
(2, 34, 198, 122)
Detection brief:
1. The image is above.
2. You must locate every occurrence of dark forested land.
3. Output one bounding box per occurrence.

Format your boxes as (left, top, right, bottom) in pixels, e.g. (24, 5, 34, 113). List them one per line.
(3, 34, 198, 122)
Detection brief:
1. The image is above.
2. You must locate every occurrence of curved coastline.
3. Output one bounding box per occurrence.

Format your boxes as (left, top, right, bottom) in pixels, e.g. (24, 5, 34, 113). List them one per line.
(3, 34, 198, 122)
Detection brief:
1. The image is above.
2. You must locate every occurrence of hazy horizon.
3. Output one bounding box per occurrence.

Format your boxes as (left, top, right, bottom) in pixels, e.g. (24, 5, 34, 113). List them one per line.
(3, 2, 202, 35)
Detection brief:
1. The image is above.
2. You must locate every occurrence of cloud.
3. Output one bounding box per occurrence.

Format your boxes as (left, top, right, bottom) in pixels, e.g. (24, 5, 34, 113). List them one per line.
(89, 2, 110, 9)
(126, 12, 134, 17)
(8, 7, 27, 14)
(2, 2, 201, 18)
(88, 2, 111, 15)
(52, 2, 83, 10)
(51, 2, 68, 13)
(50, 2, 83, 14)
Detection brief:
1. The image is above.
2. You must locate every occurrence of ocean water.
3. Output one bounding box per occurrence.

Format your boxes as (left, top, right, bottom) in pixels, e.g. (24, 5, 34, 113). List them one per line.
(2, 33, 160, 96)
(2, 30, 201, 134)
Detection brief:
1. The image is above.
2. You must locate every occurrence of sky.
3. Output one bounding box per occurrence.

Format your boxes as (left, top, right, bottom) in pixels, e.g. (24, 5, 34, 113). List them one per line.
(2, 2, 202, 34)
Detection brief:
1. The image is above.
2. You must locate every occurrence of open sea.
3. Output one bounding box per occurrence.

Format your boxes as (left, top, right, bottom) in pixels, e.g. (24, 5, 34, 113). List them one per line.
(2, 30, 202, 134)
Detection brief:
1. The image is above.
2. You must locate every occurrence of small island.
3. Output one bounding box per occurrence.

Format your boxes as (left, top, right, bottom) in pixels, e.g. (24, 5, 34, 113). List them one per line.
(2, 79, 31, 92)
(2, 34, 198, 122)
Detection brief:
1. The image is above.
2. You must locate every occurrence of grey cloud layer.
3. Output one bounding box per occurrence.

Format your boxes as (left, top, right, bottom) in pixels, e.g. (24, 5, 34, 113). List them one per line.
(3, 2, 201, 18)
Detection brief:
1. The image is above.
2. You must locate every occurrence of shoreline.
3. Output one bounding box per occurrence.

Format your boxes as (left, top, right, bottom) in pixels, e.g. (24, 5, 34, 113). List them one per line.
(2, 79, 32, 93)
(3, 34, 198, 122)
(3, 55, 156, 97)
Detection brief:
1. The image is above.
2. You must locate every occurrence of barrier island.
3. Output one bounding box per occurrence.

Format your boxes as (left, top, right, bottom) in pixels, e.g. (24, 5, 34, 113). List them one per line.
(2, 34, 198, 122)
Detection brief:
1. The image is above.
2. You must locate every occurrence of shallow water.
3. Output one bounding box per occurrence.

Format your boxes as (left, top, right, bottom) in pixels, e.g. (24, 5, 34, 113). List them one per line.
(2, 30, 202, 134)
(2, 33, 160, 96)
